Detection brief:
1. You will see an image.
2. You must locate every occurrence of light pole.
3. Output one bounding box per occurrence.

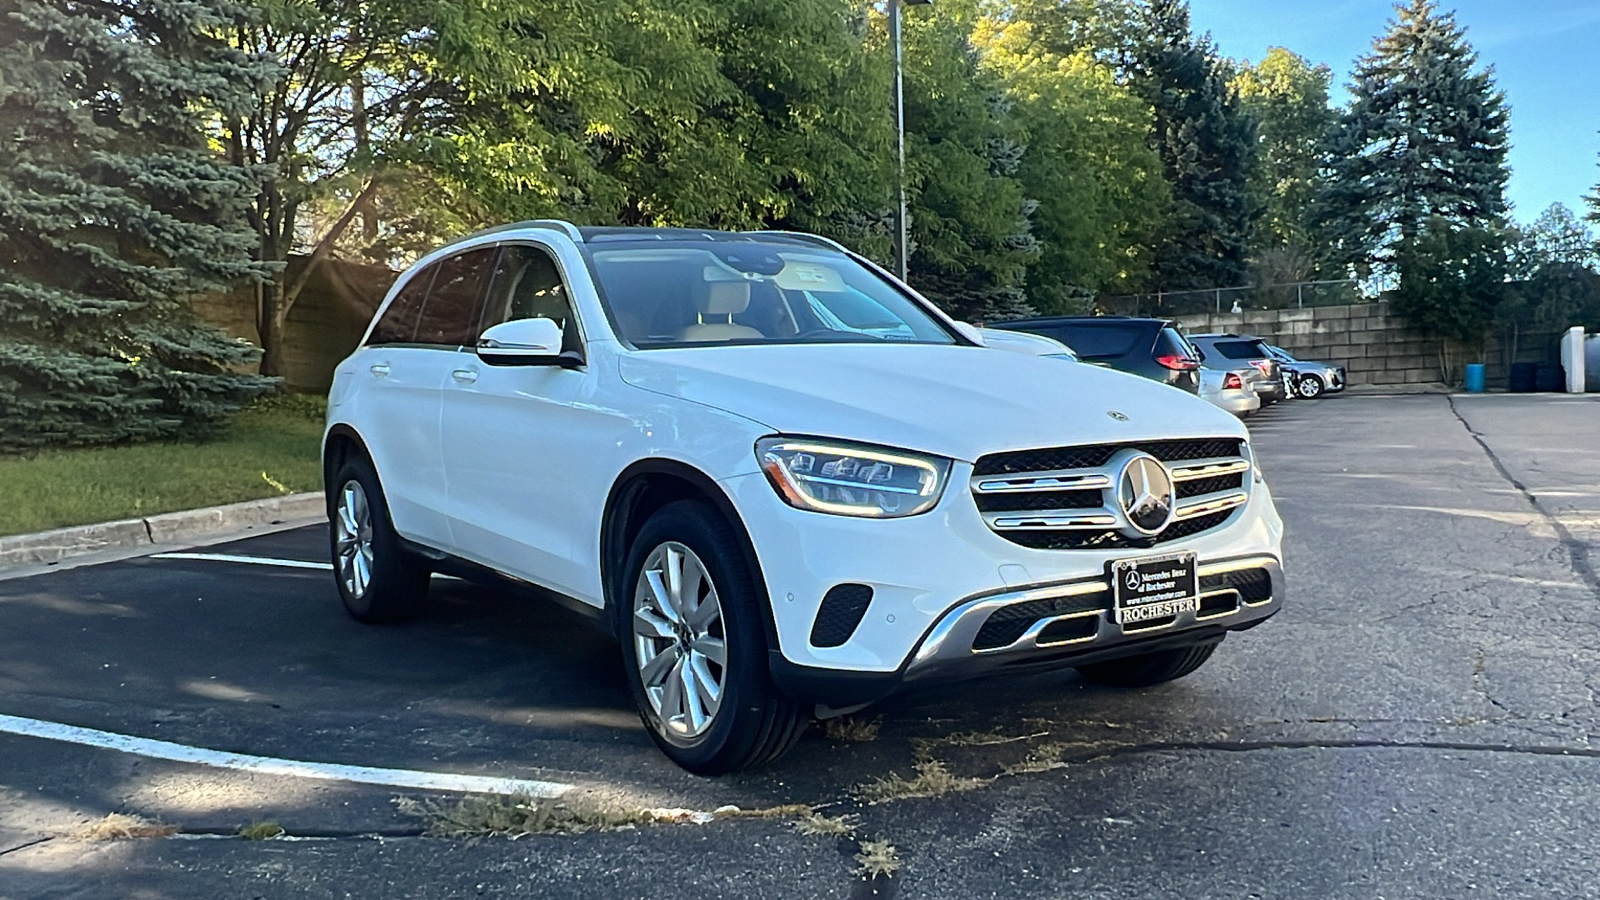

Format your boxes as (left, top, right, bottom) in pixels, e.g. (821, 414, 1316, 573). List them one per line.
(890, 0, 930, 283)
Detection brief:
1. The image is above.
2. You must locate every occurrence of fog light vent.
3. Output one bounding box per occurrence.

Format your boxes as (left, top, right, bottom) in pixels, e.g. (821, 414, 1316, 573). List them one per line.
(810, 584, 874, 648)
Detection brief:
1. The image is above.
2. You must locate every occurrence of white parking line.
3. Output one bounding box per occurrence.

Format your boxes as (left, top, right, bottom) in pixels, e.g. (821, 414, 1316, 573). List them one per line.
(0, 714, 572, 797)
(149, 552, 330, 570)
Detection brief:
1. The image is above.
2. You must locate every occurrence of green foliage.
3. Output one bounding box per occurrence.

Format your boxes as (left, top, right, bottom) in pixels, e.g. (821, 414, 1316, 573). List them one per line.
(0, 0, 276, 452)
(1233, 48, 1336, 258)
(1120, 0, 1259, 291)
(1316, 0, 1510, 279)
(1391, 217, 1507, 344)
(895, 2, 1038, 321)
(975, 11, 1171, 310)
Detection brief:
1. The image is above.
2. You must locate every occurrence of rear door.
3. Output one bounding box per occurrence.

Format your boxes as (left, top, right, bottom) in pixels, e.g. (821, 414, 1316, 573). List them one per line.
(354, 247, 495, 548)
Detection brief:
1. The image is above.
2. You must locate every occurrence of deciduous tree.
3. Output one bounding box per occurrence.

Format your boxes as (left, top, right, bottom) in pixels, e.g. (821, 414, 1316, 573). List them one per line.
(1232, 47, 1335, 257)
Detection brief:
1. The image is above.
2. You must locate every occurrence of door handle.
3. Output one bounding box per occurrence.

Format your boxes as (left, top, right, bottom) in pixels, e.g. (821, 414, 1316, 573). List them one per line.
(451, 368, 478, 384)
(369, 363, 390, 378)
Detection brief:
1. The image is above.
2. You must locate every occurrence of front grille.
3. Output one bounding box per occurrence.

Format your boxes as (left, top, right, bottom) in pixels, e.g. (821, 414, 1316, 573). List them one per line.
(999, 510, 1236, 550)
(972, 439, 1248, 550)
(1177, 474, 1246, 498)
(973, 439, 1242, 477)
(810, 584, 873, 648)
(975, 489, 1103, 513)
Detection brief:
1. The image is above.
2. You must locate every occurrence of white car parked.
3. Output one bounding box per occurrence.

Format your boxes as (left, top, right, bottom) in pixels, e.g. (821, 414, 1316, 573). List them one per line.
(324, 222, 1286, 773)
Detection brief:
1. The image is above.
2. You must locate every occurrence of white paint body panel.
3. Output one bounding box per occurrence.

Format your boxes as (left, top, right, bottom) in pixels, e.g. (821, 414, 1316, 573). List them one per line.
(327, 224, 1282, 674)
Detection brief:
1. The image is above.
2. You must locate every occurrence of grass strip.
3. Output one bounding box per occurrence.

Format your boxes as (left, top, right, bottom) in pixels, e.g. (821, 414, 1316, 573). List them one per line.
(0, 397, 324, 538)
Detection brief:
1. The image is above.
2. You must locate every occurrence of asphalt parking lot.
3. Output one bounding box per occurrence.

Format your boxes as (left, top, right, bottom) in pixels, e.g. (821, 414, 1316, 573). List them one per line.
(3, 392, 1599, 899)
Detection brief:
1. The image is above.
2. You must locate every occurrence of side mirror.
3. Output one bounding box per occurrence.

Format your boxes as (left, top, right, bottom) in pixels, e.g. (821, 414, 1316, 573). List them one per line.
(476, 317, 578, 367)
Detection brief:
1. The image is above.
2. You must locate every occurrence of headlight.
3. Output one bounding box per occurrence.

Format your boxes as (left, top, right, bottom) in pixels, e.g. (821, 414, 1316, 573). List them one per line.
(756, 437, 951, 518)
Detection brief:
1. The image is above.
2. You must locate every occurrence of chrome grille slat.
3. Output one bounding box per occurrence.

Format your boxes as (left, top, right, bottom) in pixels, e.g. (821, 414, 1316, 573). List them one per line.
(971, 438, 1250, 549)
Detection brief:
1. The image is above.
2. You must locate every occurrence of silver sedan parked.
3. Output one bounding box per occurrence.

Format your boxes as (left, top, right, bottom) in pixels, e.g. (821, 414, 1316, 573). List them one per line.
(1199, 367, 1262, 419)
(1264, 344, 1346, 399)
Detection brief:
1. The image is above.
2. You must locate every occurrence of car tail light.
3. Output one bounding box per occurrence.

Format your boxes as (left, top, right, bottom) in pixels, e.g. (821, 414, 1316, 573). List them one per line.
(1250, 360, 1272, 376)
(1156, 354, 1199, 371)
(1223, 372, 1243, 390)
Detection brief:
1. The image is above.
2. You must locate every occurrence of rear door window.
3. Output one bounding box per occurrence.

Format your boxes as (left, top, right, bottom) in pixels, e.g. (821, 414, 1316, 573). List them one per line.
(367, 263, 438, 346)
(414, 247, 497, 347)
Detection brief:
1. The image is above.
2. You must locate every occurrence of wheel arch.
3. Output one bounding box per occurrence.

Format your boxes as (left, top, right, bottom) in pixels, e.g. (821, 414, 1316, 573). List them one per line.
(322, 424, 373, 517)
(600, 459, 775, 647)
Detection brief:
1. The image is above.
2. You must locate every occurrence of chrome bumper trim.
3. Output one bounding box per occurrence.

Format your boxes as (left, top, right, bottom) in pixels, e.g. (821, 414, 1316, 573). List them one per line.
(903, 554, 1283, 682)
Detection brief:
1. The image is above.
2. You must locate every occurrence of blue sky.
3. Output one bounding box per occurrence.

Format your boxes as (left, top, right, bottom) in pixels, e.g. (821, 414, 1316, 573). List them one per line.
(1189, 0, 1600, 224)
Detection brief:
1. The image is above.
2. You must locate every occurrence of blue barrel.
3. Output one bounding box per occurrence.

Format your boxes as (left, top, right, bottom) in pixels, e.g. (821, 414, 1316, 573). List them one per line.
(1464, 363, 1486, 393)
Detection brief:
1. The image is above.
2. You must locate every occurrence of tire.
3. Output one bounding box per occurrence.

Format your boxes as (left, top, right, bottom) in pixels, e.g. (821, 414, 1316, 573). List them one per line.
(1075, 642, 1219, 688)
(328, 455, 431, 623)
(1296, 375, 1325, 399)
(618, 499, 807, 774)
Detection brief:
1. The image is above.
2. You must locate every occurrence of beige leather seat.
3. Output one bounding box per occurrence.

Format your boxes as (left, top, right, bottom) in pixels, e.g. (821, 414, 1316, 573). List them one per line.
(678, 280, 764, 342)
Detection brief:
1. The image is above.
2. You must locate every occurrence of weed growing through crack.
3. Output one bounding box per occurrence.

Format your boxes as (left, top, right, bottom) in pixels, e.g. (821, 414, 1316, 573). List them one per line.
(396, 794, 650, 837)
(237, 821, 285, 840)
(855, 759, 986, 804)
(792, 812, 859, 837)
(822, 715, 884, 742)
(75, 813, 178, 841)
(822, 715, 883, 742)
(855, 839, 901, 878)
(1002, 741, 1072, 775)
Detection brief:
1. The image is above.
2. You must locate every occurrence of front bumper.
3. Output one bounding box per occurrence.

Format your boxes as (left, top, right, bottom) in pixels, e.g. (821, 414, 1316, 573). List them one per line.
(902, 554, 1282, 684)
(721, 466, 1285, 703)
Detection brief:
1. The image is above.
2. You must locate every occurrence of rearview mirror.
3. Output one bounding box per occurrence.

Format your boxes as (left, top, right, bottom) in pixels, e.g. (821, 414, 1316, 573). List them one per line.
(476, 317, 578, 367)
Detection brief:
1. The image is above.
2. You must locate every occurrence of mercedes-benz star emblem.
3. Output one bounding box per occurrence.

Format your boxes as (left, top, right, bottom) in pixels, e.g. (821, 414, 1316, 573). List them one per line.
(1117, 453, 1175, 537)
(1107, 410, 1129, 422)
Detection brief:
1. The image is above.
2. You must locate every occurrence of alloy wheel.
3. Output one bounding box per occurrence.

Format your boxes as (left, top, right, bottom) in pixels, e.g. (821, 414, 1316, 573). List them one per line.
(334, 479, 375, 599)
(632, 541, 727, 745)
(1298, 376, 1323, 399)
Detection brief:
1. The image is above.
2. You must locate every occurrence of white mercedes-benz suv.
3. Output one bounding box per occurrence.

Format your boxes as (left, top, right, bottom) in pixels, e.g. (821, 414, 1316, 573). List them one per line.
(323, 221, 1285, 774)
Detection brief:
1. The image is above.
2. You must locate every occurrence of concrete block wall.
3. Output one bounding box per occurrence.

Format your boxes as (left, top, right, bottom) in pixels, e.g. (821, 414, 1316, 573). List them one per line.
(1175, 301, 1566, 388)
(1176, 301, 1446, 387)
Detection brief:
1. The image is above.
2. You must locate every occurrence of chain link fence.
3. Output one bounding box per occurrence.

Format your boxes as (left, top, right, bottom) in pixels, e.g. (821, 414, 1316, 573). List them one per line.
(1097, 279, 1365, 317)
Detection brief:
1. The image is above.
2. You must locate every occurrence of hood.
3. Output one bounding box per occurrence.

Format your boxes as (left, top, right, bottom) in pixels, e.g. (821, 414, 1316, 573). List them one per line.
(617, 344, 1246, 463)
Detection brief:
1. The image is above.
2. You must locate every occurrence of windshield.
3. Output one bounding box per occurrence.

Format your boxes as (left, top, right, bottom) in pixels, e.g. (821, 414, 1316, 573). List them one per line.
(581, 240, 959, 349)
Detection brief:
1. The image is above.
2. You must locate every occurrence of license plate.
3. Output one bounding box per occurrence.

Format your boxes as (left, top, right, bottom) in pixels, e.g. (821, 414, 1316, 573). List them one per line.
(1110, 552, 1199, 626)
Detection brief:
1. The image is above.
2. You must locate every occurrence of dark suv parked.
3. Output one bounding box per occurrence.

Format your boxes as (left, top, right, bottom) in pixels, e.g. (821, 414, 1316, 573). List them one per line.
(1186, 334, 1287, 404)
(989, 316, 1200, 393)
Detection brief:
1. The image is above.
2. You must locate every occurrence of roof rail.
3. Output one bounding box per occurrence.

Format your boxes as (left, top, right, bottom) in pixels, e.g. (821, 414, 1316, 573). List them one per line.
(446, 219, 584, 249)
(741, 230, 850, 253)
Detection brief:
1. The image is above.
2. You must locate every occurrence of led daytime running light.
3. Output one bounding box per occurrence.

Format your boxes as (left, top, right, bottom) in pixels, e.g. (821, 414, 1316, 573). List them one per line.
(756, 438, 951, 518)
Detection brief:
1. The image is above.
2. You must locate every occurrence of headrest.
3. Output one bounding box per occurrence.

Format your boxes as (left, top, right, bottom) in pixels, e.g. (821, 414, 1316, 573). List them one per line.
(697, 279, 751, 316)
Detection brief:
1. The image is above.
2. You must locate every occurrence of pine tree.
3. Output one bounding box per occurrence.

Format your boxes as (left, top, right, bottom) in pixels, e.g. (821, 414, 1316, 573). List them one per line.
(0, 0, 275, 452)
(1315, 0, 1510, 279)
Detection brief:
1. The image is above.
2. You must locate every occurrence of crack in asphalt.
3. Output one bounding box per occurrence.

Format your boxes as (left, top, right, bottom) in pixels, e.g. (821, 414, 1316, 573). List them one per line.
(1048, 736, 1600, 765)
(1446, 395, 1600, 598)
(0, 835, 54, 857)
